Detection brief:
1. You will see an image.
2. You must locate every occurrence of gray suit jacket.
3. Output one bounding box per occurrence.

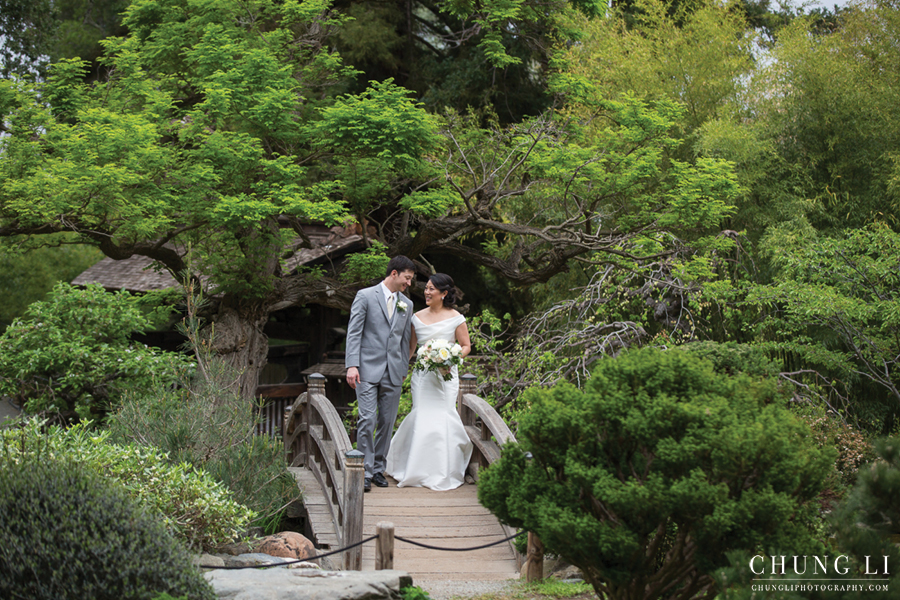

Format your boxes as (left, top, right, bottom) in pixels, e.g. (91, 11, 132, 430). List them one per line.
(345, 284, 414, 387)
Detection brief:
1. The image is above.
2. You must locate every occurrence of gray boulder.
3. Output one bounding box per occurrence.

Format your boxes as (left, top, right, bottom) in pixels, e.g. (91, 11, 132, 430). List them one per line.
(206, 568, 413, 600)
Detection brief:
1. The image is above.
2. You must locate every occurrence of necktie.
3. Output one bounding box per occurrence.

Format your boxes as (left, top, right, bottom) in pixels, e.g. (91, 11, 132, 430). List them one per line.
(387, 294, 395, 318)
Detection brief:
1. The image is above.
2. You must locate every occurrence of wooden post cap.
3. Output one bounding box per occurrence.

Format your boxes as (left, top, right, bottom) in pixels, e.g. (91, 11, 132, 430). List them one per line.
(308, 373, 326, 395)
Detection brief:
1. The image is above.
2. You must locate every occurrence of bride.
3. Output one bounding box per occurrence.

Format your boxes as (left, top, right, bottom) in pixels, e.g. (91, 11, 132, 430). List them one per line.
(385, 274, 474, 490)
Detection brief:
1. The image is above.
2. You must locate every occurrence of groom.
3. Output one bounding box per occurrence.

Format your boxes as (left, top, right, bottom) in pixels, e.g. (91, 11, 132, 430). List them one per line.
(345, 255, 416, 492)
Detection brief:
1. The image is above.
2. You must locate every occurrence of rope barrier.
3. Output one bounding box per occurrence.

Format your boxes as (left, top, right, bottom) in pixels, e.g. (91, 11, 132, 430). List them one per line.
(201, 529, 527, 570)
(394, 529, 525, 552)
(201, 535, 378, 570)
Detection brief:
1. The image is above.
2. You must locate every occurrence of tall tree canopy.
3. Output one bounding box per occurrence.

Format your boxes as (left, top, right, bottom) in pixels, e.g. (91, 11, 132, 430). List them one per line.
(0, 0, 129, 78)
(0, 0, 741, 397)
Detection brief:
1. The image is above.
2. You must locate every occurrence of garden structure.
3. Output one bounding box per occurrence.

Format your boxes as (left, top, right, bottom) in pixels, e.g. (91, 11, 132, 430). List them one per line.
(283, 373, 523, 581)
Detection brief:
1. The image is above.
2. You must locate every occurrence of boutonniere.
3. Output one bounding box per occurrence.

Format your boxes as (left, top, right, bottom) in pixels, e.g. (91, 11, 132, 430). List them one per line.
(397, 301, 408, 313)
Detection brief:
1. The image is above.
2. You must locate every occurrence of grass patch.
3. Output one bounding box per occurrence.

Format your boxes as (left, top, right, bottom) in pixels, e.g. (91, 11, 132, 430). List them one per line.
(461, 579, 595, 600)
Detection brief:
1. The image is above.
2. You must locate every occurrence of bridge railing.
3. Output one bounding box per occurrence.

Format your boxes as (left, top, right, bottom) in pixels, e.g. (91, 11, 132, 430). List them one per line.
(456, 373, 524, 570)
(284, 371, 529, 574)
(284, 373, 365, 570)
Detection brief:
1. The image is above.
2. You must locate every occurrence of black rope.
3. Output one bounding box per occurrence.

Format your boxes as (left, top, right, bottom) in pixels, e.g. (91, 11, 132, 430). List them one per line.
(201, 535, 378, 570)
(394, 529, 525, 552)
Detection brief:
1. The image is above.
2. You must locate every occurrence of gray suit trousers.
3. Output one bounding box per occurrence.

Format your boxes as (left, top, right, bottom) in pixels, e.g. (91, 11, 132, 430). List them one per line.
(356, 371, 402, 478)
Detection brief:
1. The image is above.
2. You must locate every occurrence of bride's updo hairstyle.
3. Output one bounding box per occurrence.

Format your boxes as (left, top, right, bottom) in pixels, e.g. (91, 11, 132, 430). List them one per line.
(429, 273, 463, 308)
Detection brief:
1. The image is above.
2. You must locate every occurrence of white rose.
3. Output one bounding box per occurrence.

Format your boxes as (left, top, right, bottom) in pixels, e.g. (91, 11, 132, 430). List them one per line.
(438, 348, 451, 361)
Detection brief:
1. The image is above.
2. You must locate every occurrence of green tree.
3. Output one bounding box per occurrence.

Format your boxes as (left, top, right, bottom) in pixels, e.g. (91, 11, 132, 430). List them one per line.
(1, 0, 742, 399)
(556, 0, 755, 154)
(740, 223, 900, 429)
(0, 0, 129, 78)
(718, 436, 900, 600)
(1, 0, 358, 397)
(479, 347, 833, 600)
(0, 0, 58, 77)
(0, 283, 193, 422)
(331, 0, 606, 122)
(0, 244, 101, 329)
(701, 1, 900, 233)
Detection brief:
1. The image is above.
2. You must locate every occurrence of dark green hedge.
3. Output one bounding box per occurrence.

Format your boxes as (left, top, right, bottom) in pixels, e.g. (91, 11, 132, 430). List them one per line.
(0, 459, 215, 600)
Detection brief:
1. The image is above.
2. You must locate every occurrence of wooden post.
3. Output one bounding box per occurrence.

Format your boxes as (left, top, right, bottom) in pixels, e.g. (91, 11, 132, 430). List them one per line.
(458, 373, 476, 421)
(342, 449, 365, 570)
(308, 372, 326, 396)
(283, 405, 294, 464)
(522, 450, 543, 582)
(526, 531, 544, 583)
(375, 521, 395, 570)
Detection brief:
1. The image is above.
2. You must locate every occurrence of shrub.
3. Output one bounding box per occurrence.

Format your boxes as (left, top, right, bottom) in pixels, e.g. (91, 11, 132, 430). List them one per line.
(106, 356, 298, 533)
(717, 437, 900, 600)
(479, 347, 834, 600)
(0, 282, 193, 423)
(0, 459, 215, 600)
(0, 418, 254, 550)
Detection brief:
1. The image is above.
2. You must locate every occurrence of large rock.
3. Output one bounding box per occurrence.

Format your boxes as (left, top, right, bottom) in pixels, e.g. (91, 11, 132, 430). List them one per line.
(224, 553, 300, 568)
(206, 568, 413, 600)
(255, 532, 317, 561)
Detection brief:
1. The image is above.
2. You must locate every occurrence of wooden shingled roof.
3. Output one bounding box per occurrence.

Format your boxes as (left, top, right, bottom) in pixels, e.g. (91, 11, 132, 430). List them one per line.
(72, 225, 365, 293)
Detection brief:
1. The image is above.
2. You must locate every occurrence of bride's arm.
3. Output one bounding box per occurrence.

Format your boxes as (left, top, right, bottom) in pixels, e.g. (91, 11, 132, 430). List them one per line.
(456, 322, 472, 358)
(409, 326, 418, 360)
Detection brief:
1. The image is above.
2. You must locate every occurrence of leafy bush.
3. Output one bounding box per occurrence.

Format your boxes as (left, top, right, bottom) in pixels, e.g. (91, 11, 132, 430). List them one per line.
(0, 282, 193, 422)
(340, 240, 391, 283)
(1, 419, 254, 550)
(793, 403, 874, 490)
(718, 437, 900, 600)
(399, 586, 433, 600)
(479, 347, 834, 600)
(0, 458, 215, 600)
(680, 342, 874, 495)
(106, 356, 298, 533)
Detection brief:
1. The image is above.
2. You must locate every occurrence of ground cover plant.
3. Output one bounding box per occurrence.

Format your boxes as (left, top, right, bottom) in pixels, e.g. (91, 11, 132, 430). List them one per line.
(0, 418, 253, 550)
(107, 357, 298, 534)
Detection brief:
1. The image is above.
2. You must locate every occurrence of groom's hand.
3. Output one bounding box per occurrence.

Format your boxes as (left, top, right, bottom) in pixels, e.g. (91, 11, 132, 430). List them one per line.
(346, 367, 360, 389)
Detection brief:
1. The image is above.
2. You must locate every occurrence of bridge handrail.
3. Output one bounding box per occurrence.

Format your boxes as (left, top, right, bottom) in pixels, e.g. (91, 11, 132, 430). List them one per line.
(284, 373, 364, 569)
(457, 373, 517, 478)
(284, 371, 521, 572)
(456, 373, 522, 569)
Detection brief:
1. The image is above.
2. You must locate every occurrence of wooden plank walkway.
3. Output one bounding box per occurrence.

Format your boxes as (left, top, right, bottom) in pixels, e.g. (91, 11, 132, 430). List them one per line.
(289, 468, 520, 581)
(289, 467, 340, 549)
(362, 475, 519, 581)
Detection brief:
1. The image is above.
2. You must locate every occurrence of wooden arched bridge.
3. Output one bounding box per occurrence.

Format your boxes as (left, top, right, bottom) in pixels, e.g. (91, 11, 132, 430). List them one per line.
(282, 373, 524, 581)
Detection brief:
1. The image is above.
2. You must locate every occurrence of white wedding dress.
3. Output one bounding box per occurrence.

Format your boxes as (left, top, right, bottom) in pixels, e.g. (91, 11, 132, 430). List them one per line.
(386, 314, 474, 490)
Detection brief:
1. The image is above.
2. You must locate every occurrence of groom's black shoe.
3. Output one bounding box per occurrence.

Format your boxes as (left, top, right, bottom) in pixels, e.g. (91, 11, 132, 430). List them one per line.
(372, 472, 389, 488)
(364, 478, 372, 492)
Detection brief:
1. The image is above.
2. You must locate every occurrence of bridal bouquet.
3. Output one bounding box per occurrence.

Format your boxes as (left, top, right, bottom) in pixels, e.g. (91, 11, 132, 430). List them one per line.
(414, 339, 463, 381)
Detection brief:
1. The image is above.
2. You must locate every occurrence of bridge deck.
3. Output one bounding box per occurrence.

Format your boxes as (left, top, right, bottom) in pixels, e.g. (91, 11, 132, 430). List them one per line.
(362, 476, 519, 581)
(289, 468, 519, 581)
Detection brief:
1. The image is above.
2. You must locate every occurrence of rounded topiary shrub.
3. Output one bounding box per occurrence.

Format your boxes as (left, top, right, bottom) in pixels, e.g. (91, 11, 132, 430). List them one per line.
(0, 459, 215, 600)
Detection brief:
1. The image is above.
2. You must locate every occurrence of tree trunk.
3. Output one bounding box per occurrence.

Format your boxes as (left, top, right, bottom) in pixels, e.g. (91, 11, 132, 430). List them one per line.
(209, 294, 270, 400)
